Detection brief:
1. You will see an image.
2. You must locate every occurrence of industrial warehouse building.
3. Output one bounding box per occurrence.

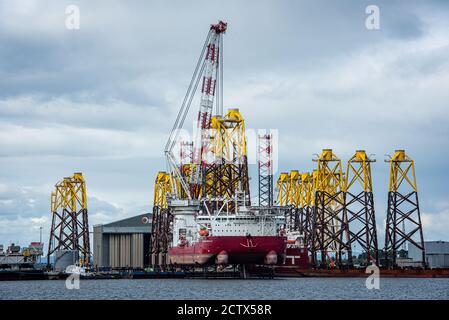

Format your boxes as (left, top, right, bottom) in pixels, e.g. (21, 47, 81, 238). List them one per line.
(408, 241, 449, 268)
(93, 213, 152, 269)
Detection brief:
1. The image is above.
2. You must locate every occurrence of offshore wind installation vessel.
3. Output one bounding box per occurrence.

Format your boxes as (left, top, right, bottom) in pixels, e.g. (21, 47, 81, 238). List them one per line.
(150, 21, 288, 267)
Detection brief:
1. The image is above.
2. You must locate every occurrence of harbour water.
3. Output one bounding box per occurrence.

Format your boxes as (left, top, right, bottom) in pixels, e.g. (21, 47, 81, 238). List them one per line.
(1, 278, 449, 300)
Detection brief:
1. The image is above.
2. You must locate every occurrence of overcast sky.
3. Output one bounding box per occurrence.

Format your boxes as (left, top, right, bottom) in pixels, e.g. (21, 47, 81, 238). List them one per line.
(1, 0, 448, 251)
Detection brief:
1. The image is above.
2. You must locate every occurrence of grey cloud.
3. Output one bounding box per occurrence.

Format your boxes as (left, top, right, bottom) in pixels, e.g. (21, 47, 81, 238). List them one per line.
(1, 0, 449, 245)
(0, 95, 172, 131)
(0, 0, 424, 101)
(382, 6, 426, 40)
(391, 44, 449, 77)
(0, 183, 123, 220)
(0, 182, 131, 249)
(0, 185, 49, 218)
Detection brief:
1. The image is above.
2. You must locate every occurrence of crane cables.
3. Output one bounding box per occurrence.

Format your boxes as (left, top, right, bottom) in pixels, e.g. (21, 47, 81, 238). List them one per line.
(164, 31, 212, 154)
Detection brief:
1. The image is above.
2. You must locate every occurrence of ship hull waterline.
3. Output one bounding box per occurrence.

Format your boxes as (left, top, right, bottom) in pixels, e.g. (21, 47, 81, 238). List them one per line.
(168, 236, 287, 266)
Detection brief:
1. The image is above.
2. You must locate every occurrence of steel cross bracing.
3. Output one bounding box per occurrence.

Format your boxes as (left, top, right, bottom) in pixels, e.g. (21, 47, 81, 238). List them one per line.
(344, 150, 379, 266)
(298, 172, 313, 238)
(311, 149, 351, 268)
(384, 150, 425, 268)
(302, 170, 318, 256)
(276, 172, 291, 207)
(287, 170, 301, 231)
(299, 171, 316, 254)
(150, 172, 173, 268)
(202, 109, 250, 212)
(48, 173, 91, 266)
(276, 172, 293, 231)
(258, 134, 274, 207)
(277, 148, 427, 270)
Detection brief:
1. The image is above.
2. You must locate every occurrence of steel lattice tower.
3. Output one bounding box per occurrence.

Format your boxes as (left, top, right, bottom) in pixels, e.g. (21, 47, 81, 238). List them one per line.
(303, 171, 317, 255)
(276, 172, 291, 230)
(202, 109, 250, 212)
(344, 150, 379, 266)
(311, 149, 351, 268)
(258, 134, 274, 207)
(288, 170, 301, 231)
(276, 172, 290, 206)
(48, 173, 91, 267)
(384, 150, 425, 268)
(150, 172, 173, 268)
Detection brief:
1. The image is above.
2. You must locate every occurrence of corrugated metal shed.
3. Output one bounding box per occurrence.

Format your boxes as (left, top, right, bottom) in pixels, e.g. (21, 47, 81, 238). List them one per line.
(93, 213, 151, 269)
(409, 241, 449, 268)
(425, 241, 449, 254)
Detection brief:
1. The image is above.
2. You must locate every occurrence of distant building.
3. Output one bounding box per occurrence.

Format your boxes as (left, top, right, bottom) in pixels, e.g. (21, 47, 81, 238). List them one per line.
(409, 241, 449, 269)
(93, 213, 152, 269)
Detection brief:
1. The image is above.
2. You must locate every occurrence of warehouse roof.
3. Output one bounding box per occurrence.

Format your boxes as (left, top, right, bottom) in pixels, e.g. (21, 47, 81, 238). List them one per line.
(94, 213, 152, 234)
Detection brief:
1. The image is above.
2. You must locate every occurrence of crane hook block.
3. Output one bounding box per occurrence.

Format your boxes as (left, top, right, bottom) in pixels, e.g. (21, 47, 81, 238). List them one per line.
(210, 20, 227, 33)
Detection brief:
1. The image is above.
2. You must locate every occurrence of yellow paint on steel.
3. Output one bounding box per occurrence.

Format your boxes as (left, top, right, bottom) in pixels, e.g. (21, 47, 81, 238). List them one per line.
(311, 169, 318, 205)
(205, 108, 248, 200)
(210, 108, 247, 161)
(314, 149, 344, 193)
(51, 172, 87, 214)
(345, 150, 375, 192)
(276, 172, 291, 206)
(289, 170, 301, 208)
(276, 171, 315, 208)
(49, 172, 89, 266)
(300, 172, 311, 208)
(313, 149, 345, 253)
(386, 150, 417, 192)
(153, 171, 172, 209)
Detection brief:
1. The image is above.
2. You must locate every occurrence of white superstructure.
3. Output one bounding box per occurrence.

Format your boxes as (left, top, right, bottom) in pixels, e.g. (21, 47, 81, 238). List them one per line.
(169, 196, 286, 247)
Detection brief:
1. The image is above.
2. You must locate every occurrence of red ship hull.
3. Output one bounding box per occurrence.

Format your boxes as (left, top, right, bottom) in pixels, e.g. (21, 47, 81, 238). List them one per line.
(283, 245, 309, 268)
(168, 236, 287, 266)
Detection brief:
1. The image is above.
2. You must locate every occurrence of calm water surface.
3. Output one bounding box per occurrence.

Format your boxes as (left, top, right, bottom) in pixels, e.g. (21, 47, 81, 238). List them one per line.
(1, 278, 448, 300)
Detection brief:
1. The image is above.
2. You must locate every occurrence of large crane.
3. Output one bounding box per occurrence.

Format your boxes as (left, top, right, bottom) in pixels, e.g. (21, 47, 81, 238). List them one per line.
(151, 21, 288, 269)
(164, 21, 227, 200)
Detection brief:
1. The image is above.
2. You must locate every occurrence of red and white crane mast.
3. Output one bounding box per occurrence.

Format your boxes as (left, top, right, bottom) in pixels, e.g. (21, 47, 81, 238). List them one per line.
(164, 21, 227, 200)
(190, 21, 227, 197)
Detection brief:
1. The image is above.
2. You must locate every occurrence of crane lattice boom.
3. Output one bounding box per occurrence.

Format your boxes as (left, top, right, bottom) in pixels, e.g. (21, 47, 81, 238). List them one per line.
(164, 21, 227, 200)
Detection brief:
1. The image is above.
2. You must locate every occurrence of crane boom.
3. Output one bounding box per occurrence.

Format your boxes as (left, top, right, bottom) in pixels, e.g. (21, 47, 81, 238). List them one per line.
(164, 21, 227, 199)
(190, 21, 227, 198)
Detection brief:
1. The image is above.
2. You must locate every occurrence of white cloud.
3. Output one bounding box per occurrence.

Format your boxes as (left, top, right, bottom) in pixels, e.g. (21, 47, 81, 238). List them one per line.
(422, 207, 449, 241)
(0, 215, 48, 246)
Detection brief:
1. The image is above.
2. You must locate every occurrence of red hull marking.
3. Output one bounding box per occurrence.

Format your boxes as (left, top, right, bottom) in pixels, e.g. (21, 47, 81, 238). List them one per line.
(284, 246, 309, 268)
